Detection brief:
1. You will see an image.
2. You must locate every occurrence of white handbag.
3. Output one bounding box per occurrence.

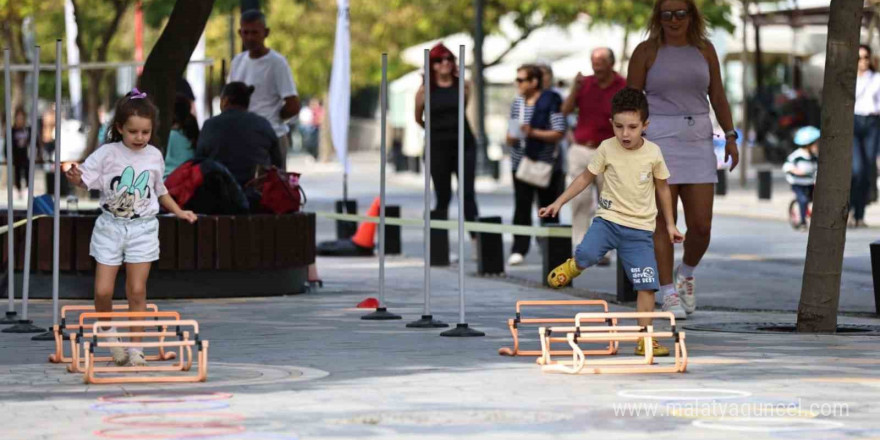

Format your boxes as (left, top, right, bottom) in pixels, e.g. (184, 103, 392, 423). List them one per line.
(514, 98, 556, 188)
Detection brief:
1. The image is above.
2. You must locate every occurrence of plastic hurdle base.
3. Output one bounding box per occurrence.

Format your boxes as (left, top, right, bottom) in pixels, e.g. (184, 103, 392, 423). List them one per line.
(81, 319, 208, 384)
(498, 300, 618, 358)
(539, 312, 688, 374)
(48, 304, 174, 364)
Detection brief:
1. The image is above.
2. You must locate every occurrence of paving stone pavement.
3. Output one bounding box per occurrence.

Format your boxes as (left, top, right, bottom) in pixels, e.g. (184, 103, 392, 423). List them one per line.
(1, 255, 880, 439)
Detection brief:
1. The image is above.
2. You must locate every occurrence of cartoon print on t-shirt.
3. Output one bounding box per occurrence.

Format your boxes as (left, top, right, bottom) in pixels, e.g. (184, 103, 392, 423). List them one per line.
(103, 166, 151, 219)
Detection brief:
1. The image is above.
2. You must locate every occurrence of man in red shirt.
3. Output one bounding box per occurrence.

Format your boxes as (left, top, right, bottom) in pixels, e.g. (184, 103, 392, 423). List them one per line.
(561, 47, 627, 251)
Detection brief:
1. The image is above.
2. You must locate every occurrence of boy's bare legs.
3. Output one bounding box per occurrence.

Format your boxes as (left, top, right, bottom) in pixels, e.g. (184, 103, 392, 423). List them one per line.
(636, 290, 655, 328)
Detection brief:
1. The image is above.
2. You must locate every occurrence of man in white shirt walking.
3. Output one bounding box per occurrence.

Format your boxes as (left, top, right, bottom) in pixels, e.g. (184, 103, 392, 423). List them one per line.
(229, 9, 301, 170)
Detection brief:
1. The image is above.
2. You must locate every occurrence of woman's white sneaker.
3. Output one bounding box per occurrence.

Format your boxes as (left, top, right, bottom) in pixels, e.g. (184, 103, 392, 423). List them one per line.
(508, 253, 524, 266)
(661, 293, 687, 320)
(674, 266, 697, 314)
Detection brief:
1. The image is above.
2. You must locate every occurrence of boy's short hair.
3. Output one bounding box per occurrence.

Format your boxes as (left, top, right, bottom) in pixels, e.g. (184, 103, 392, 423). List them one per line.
(611, 88, 649, 122)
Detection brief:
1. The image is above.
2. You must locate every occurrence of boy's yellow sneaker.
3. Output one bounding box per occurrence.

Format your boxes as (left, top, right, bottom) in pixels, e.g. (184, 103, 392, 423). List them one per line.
(635, 338, 670, 357)
(547, 258, 582, 288)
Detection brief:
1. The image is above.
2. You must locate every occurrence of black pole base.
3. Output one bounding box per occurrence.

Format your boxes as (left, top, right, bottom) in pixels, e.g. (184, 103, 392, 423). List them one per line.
(440, 323, 485, 337)
(361, 307, 402, 320)
(0, 311, 18, 325)
(406, 315, 449, 328)
(2, 320, 46, 333)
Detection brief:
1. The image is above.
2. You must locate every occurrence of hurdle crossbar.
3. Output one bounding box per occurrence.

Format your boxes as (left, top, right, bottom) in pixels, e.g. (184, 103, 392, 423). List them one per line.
(65, 310, 183, 373)
(540, 311, 687, 374)
(498, 300, 618, 358)
(49, 304, 168, 364)
(82, 319, 207, 384)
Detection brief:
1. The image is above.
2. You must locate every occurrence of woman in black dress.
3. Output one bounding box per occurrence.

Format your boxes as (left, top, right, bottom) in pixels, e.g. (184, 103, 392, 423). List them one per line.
(414, 43, 480, 252)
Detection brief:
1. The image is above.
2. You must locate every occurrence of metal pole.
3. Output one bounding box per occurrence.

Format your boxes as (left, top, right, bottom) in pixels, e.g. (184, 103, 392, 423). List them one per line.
(1, 49, 17, 325)
(5, 45, 45, 333)
(34, 40, 63, 341)
(408, 48, 447, 328)
(441, 46, 484, 337)
(362, 53, 399, 321)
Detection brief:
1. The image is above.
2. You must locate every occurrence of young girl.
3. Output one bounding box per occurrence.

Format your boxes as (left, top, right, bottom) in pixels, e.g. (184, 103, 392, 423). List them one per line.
(65, 89, 197, 367)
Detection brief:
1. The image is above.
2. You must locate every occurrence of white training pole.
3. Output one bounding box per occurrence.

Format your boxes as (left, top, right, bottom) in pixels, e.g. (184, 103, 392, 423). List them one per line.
(2, 49, 15, 323)
(362, 53, 399, 321)
(456, 45, 466, 324)
(21, 46, 39, 323)
(407, 49, 446, 328)
(440, 45, 483, 336)
(7, 45, 44, 332)
(424, 49, 431, 317)
(32, 41, 62, 340)
(52, 40, 61, 328)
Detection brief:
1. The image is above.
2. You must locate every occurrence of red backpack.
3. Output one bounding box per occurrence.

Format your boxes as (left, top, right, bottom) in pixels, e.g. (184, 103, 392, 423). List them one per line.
(246, 167, 306, 214)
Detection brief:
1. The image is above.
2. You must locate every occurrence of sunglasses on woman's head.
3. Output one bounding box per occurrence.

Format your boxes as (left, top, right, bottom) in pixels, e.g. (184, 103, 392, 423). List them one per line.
(660, 9, 689, 21)
(431, 56, 454, 64)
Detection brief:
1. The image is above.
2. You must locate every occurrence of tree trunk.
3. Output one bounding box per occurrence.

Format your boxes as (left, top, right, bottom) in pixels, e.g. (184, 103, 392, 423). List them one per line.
(71, 0, 130, 159)
(138, 0, 215, 152)
(84, 70, 104, 152)
(796, 0, 863, 333)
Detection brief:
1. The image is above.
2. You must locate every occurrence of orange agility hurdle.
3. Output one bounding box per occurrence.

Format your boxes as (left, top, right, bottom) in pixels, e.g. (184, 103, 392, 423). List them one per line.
(82, 318, 208, 384)
(48, 304, 175, 364)
(66, 311, 185, 374)
(540, 312, 687, 374)
(498, 300, 618, 358)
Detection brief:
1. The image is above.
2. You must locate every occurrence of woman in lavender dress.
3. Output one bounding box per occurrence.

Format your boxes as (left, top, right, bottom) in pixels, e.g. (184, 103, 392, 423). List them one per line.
(627, 0, 738, 319)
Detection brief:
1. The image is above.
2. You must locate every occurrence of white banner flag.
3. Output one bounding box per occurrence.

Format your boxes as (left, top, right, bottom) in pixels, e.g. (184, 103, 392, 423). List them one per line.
(329, 0, 350, 173)
(64, 0, 82, 121)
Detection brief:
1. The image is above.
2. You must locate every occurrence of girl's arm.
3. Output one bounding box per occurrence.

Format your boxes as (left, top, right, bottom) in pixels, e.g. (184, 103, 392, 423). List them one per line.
(539, 169, 596, 218)
(64, 163, 88, 189)
(627, 42, 651, 91)
(159, 194, 197, 223)
(655, 178, 684, 243)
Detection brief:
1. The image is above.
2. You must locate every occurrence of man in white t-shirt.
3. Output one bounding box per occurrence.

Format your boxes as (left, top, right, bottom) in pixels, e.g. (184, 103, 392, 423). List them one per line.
(229, 9, 301, 169)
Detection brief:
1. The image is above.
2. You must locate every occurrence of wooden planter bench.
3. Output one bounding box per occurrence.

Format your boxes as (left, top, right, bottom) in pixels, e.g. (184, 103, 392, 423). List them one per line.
(1, 212, 315, 299)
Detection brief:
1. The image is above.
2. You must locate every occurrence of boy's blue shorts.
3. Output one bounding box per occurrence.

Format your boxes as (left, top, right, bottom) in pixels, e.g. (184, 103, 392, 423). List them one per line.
(575, 217, 660, 292)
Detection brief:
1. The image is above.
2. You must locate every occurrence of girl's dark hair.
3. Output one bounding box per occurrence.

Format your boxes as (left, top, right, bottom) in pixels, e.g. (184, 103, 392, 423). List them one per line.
(861, 44, 875, 72)
(611, 88, 650, 122)
(222, 82, 255, 108)
(106, 90, 160, 145)
(173, 96, 199, 147)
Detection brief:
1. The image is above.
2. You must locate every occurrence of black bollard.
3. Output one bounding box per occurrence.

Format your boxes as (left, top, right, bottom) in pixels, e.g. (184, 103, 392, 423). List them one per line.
(616, 258, 636, 302)
(477, 216, 504, 275)
(871, 241, 880, 316)
(430, 210, 449, 267)
(542, 226, 571, 288)
(335, 200, 358, 240)
(758, 169, 772, 200)
(715, 169, 727, 196)
(385, 205, 401, 256)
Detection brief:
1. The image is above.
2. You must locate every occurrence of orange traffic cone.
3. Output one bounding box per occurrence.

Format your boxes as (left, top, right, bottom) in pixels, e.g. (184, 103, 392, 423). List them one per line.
(350, 197, 381, 249)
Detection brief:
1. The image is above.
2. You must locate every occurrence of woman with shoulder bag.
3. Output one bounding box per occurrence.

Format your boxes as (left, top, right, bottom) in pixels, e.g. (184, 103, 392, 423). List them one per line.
(506, 64, 567, 265)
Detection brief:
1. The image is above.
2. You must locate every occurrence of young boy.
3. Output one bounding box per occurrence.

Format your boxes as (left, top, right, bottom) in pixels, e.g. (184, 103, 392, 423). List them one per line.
(538, 88, 684, 356)
(783, 126, 820, 230)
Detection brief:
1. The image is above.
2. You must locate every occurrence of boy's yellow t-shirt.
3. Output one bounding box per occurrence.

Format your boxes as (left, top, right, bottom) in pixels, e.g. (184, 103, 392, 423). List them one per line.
(586, 137, 671, 232)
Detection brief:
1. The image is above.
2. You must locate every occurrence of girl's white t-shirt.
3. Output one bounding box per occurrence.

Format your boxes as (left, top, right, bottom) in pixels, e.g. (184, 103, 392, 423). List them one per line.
(79, 142, 168, 219)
